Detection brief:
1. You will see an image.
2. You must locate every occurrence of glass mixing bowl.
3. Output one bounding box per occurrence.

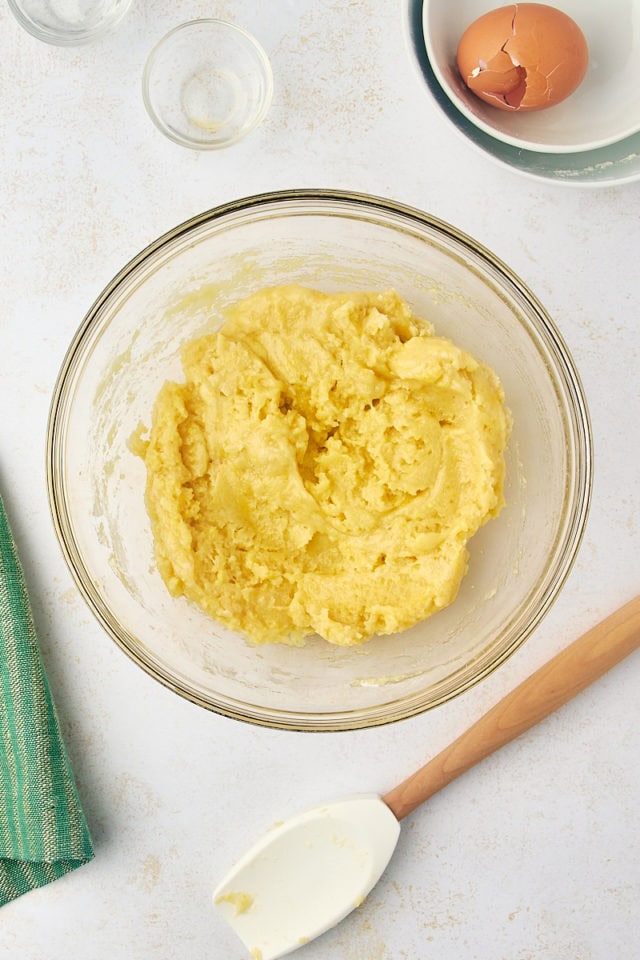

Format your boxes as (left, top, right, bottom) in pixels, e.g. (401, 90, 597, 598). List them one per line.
(47, 191, 592, 731)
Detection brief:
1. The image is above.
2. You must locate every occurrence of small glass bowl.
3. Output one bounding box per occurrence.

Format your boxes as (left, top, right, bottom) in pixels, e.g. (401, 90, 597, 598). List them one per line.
(7, 0, 131, 46)
(142, 19, 273, 150)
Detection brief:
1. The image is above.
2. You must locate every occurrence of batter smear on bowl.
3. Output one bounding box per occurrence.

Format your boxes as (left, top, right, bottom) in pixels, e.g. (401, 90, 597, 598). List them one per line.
(138, 286, 510, 646)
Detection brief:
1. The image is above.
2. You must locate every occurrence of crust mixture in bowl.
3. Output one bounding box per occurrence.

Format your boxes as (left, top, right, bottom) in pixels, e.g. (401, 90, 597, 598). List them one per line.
(137, 285, 510, 646)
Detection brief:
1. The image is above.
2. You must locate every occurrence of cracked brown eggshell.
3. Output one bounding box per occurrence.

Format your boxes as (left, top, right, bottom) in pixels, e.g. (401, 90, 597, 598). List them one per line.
(456, 3, 589, 112)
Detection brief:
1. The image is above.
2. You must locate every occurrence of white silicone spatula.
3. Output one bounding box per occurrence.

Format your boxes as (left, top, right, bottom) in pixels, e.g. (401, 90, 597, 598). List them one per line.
(213, 596, 640, 959)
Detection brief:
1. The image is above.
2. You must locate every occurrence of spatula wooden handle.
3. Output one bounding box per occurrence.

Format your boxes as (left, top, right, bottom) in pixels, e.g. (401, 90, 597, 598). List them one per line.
(383, 595, 640, 821)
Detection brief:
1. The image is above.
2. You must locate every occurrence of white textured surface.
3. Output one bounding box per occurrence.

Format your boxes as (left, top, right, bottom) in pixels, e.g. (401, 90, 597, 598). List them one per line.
(1, 2, 639, 959)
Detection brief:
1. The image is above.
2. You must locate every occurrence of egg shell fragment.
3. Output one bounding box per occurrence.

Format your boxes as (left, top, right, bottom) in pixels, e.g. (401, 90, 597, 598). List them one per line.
(456, 3, 589, 112)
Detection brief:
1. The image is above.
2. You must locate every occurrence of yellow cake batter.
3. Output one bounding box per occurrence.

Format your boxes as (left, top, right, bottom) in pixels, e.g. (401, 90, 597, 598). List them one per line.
(139, 285, 510, 646)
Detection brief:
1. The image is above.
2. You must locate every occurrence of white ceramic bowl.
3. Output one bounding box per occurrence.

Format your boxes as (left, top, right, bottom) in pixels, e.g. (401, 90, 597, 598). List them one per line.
(424, 0, 640, 154)
(406, 0, 640, 186)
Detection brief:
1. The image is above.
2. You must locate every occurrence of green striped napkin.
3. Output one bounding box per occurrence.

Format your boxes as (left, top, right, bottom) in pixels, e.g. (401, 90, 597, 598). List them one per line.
(0, 492, 93, 906)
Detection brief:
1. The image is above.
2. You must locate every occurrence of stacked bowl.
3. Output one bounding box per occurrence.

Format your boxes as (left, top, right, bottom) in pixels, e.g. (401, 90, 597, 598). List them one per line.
(409, 0, 640, 187)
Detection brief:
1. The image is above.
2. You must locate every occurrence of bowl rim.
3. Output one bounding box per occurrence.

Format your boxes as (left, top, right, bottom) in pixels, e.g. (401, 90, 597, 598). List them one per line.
(46, 188, 593, 731)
